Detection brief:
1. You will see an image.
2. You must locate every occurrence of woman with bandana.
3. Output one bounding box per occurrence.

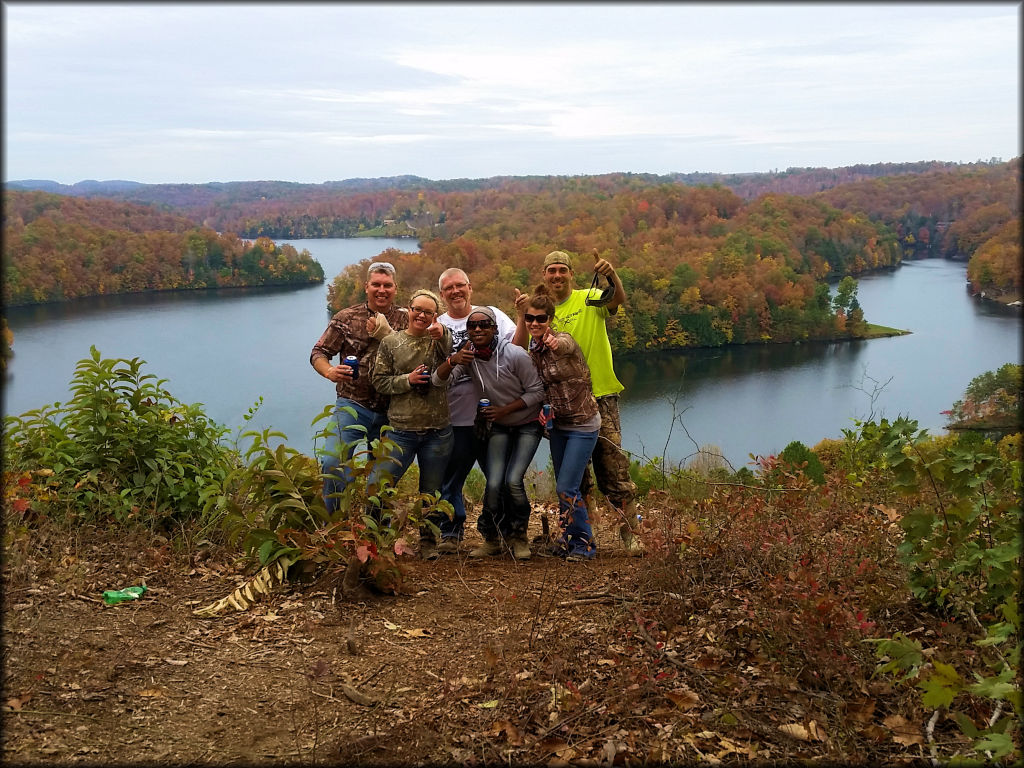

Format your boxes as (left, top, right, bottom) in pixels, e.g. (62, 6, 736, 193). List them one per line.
(519, 285, 601, 561)
(438, 306, 545, 559)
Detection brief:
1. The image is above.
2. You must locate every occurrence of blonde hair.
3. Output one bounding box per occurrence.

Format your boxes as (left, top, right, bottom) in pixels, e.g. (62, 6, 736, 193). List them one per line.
(409, 288, 442, 313)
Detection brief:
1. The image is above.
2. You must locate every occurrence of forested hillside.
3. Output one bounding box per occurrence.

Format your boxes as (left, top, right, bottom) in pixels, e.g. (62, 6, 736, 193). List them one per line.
(6, 160, 1001, 239)
(326, 180, 901, 352)
(2, 191, 324, 305)
(4, 159, 1019, 319)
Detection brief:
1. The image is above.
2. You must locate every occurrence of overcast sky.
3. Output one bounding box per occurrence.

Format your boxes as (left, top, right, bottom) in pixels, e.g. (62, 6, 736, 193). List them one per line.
(3, 2, 1020, 185)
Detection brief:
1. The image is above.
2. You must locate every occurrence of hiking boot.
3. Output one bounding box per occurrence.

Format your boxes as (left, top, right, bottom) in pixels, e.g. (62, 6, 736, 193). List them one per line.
(469, 539, 502, 558)
(437, 539, 460, 554)
(619, 501, 645, 556)
(535, 540, 566, 558)
(619, 524, 645, 556)
(510, 538, 532, 560)
(419, 540, 440, 560)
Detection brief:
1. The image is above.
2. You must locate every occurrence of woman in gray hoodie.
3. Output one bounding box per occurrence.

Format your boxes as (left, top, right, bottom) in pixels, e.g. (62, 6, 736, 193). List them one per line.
(438, 306, 545, 559)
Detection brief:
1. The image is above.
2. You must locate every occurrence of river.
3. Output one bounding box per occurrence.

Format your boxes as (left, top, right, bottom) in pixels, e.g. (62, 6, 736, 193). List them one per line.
(3, 239, 1021, 470)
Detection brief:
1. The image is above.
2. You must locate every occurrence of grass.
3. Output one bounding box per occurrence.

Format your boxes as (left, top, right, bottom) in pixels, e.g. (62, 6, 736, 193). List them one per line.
(862, 323, 910, 338)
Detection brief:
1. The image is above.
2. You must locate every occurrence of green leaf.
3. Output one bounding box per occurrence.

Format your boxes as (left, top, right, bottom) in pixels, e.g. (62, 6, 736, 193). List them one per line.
(258, 538, 282, 565)
(869, 633, 924, 678)
(968, 676, 1016, 700)
(973, 732, 1014, 759)
(918, 675, 958, 709)
(952, 712, 981, 739)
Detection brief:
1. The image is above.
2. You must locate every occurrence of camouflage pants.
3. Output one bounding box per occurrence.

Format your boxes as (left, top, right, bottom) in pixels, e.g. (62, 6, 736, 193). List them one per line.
(579, 395, 636, 511)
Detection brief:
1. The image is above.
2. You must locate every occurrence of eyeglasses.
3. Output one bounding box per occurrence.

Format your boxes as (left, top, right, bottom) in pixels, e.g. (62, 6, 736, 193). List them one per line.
(465, 320, 494, 330)
(410, 306, 436, 318)
(524, 313, 549, 323)
(442, 281, 469, 292)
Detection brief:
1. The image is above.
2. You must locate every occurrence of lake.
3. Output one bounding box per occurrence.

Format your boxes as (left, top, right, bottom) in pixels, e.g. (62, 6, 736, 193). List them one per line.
(4, 239, 1021, 470)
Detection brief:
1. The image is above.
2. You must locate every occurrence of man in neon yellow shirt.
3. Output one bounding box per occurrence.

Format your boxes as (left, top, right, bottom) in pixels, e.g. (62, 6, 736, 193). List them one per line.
(516, 250, 642, 554)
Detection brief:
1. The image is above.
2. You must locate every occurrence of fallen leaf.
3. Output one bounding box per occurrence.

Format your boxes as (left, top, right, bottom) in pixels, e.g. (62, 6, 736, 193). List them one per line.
(5, 698, 23, 711)
(382, 620, 399, 630)
(778, 723, 811, 741)
(393, 538, 415, 556)
(487, 719, 523, 745)
(137, 687, 164, 698)
(665, 689, 700, 710)
(883, 714, 923, 746)
(478, 699, 499, 708)
(163, 658, 188, 666)
(861, 724, 890, 742)
(262, 612, 282, 622)
(847, 699, 876, 724)
(402, 628, 432, 638)
(537, 737, 568, 756)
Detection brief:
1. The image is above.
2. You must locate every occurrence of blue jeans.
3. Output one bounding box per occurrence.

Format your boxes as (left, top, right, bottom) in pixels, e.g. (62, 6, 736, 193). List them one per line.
(319, 398, 389, 516)
(549, 427, 599, 558)
(478, 422, 542, 542)
(367, 426, 454, 541)
(439, 426, 484, 541)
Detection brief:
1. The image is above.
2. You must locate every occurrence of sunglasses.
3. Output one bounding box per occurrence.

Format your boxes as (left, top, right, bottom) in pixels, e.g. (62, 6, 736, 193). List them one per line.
(585, 272, 615, 307)
(466, 320, 495, 330)
(524, 313, 549, 323)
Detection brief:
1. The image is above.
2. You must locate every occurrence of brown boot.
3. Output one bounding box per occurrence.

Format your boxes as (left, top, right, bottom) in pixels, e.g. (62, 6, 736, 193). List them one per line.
(510, 537, 532, 560)
(585, 494, 601, 531)
(469, 539, 502, 558)
(619, 500, 645, 556)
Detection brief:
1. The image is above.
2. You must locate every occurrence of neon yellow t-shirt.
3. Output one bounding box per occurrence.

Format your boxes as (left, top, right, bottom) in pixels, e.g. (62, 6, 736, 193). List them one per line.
(551, 289, 623, 398)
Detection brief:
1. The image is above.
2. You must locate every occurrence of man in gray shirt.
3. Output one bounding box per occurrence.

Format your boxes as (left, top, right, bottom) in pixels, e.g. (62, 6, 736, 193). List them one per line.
(435, 268, 517, 552)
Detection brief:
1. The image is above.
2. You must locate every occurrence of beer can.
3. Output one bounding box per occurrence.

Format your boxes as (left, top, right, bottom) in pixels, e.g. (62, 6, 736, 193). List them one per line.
(478, 399, 490, 410)
(344, 355, 359, 381)
(542, 403, 552, 420)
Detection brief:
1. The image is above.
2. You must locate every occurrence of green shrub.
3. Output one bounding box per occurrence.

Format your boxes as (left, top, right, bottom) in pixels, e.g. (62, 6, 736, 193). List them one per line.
(861, 417, 1021, 762)
(778, 440, 826, 485)
(3, 346, 233, 528)
(204, 409, 452, 594)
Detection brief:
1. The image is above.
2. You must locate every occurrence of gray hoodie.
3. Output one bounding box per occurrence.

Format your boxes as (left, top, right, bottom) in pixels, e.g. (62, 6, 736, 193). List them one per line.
(449, 336, 545, 426)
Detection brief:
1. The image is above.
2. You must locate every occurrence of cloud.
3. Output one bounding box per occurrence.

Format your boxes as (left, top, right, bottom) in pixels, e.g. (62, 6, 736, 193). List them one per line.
(3, 3, 1018, 183)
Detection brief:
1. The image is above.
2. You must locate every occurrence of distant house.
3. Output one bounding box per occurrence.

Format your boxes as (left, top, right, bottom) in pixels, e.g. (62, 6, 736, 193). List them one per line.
(383, 219, 396, 225)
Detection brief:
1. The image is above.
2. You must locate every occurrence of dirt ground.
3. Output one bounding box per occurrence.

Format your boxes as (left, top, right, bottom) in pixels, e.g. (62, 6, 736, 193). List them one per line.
(2, 501, 929, 766)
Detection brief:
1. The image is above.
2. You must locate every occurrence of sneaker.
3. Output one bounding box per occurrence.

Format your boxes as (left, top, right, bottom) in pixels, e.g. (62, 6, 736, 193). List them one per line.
(437, 539, 459, 554)
(419, 541, 440, 560)
(510, 538, 532, 560)
(469, 539, 502, 558)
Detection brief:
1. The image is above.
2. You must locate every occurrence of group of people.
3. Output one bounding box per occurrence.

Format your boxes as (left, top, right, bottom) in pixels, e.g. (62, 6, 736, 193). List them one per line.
(309, 251, 642, 563)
